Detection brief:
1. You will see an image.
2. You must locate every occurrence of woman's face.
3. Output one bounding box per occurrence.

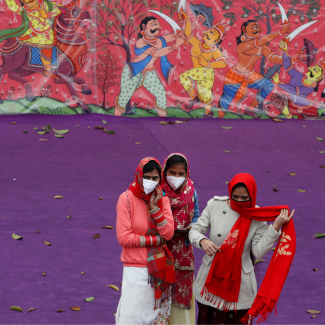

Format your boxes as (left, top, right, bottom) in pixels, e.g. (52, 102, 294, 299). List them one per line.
(232, 187, 251, 201)
(166, 163, 186, 178)
(143, 169, 160, 182)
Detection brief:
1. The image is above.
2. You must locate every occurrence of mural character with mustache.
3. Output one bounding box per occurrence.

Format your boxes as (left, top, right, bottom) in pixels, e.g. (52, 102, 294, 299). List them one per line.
(219, 20, 291, 119)
(269, 40, 325, 119)
(178, 13, 228, 117)
(114, 16, 186, 117)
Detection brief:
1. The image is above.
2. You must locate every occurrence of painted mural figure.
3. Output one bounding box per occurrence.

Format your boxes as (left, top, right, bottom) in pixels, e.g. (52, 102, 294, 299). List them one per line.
(114, 17, 186, 117)
(271, 40, 325, 119)
(178, 12, 228, 117)
(2, 0, 63, 78)
(219, 20, 291, 119)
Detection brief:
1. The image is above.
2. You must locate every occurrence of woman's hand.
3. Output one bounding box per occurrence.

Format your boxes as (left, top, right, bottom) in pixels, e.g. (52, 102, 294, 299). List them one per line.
(149, 186, 162, 210)
(184, 225, 192, 231)
(200, 238, 221, 256)
(273, 209, 295, 232)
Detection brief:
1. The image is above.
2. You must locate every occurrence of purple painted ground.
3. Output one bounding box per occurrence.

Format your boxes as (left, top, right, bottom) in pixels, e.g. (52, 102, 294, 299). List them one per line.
(0, 114, 324, 324)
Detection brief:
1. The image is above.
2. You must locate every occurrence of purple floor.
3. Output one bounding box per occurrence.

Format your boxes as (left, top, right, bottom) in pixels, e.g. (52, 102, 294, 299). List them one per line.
(0, 114, 324, 324)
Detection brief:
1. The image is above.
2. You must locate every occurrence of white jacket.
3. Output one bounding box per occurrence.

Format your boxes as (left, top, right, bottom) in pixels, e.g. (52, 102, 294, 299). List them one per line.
(189, 196, 281, 310)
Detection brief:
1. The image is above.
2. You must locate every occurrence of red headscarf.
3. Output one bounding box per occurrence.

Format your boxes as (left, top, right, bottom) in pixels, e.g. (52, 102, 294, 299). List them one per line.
(161, 153, 195, 230)
(128, 157, 175, 307)
(201, 173, 296, 324)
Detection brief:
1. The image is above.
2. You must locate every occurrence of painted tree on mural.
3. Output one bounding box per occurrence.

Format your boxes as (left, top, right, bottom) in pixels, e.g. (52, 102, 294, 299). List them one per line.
(221, 0, 321, 75)
(88, 50, 121, 109)
(85, 0, 178, 62)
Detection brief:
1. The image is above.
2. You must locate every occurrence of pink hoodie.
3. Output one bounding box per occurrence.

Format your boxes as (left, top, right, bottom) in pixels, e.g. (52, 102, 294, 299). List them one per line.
(116, 190, 174, 267)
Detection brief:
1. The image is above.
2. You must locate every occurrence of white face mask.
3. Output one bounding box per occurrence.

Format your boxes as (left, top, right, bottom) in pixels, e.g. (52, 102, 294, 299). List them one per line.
(166, 176, 185, 190)
(143, 179, 158, 194)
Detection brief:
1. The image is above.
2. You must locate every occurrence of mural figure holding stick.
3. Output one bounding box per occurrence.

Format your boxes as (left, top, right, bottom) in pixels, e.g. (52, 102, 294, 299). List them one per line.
(219, 19, 290, 119)
(114, 16, 186, 117)
(178, 3, 228, 117)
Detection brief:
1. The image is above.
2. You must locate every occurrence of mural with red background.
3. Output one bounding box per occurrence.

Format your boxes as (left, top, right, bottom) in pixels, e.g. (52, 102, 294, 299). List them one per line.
(0, 0, 324, 119)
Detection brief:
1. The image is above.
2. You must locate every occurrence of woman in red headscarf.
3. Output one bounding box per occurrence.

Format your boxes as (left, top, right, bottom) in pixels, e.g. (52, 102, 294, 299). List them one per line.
(115, 157, 175, 325)
(189, 173, 295, 324)
(161, 153, 200, 325)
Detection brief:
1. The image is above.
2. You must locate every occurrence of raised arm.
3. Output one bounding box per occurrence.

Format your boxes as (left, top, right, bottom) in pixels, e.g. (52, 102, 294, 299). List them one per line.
(4, 0, 22, 14)
(255, 23, 291, 47)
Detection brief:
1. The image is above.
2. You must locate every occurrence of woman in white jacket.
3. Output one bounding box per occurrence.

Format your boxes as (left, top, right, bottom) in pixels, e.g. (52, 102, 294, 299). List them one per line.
(189, 173, 295, 324)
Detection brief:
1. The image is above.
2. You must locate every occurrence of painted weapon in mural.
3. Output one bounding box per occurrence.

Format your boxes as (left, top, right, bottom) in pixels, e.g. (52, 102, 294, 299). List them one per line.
(178, 0, 187, 26)
(0, 1, 92, 112)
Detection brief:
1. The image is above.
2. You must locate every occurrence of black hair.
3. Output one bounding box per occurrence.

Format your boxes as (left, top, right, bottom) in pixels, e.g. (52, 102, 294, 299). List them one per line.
(314, 79, 322, 92)
(137, 16, 157, 39)
(232, 182, 249, 193)
(143, 160, 161, 176)
(236, 20, 257, 45)
(164, 155, 187, 174)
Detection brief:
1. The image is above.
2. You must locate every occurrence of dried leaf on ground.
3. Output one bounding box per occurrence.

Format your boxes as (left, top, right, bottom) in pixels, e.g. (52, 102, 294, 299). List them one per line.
(54, 195, 63, 199)
(102, 120, 108, 124)
(270, 248, 275, 251)
(114, 313, 116, 316)
(53, 129, 69, 135)
(12, 233, 22, 240)
(36, 230, 39, 234)
(102, 226, 114, 229)
(320, 165, 325, 169)
(67, 215, 71, 219)
(55, 134, 64, 138)
(44, 240, 51, 246)
(10, 306, 24, 312)
(167, 121, 174, 125)
(38, 131, 47, 135)
(316, 137, 324, 141)
(313, 233, 325, 238)
(100, 197, 104, 201)
(302, 125, 306, 128)
(39, 139, 48, 141)
(225, 181, 229, 184)
(224, 150, 230, 153)
(42, 271, 46, 276)
(34, 127, 38, 130)
(254, 259, 266, 265)
(103, 130, 115, 134)
(319, 151, 325, 154)
(76, 125, 79, 127)
(22, 131, 29, 134)
(10, 122, 17, 125)
(87, 126, 90, 129)
(93, 234, 101, 239)
(84, 297, 95, 302)
(175, 120, 186, 124)
(307, 310, 321, 314)
(135, 142, 141, 144)
(313, 268, 318, 271)
(289, 172, 296, 176)
(221, 126, 233, 129)
(81, 272, 85, 275)
(159, 121, 168, 125)
(69, 307, 81, 311)
(57, 309, 65, 313)
(312, 315, 316, 318)
(272, 188, 278, 192)
(273, 118, 283, 122)
(107, 285, 119, 292)
(298, 189, 306, 193)
(28, 308, 36, 312)
(95, 126, 104, 129)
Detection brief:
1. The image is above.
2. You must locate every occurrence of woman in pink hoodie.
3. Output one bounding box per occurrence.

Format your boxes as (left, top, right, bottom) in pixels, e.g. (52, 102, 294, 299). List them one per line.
(115, 157, 175, 325)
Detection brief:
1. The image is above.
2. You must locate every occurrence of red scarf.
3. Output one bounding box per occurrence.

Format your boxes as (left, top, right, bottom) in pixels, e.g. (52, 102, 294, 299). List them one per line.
(129, 157, 175, 307)
(161, 153, 195, 230)
(201, 173, 296, 323)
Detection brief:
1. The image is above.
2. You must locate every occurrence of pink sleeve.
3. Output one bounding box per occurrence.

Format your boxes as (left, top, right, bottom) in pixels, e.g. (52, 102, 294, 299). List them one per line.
(116, 193, 141, 247)
(156, 196, 174, 241)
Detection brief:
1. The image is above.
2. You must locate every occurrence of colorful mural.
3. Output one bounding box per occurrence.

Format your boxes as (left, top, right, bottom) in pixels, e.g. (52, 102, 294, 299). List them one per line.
(0, 0, 325, 119)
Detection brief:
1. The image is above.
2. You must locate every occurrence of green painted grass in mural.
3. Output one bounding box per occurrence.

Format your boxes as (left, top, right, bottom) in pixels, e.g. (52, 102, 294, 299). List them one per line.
(1, 98, 324, 120)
